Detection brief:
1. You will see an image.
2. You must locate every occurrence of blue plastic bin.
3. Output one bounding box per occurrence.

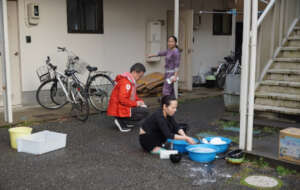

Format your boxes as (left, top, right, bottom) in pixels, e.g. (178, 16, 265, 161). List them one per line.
(186, 144, 217, 163)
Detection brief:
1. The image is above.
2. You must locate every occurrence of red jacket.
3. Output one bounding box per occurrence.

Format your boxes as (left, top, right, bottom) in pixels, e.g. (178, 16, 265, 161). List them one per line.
(107, 73, 142, 118)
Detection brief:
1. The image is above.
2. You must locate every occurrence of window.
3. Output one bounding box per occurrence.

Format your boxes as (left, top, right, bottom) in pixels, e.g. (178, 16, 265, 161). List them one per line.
(67, 0, 103, 34)
(213, 10, 232, 35)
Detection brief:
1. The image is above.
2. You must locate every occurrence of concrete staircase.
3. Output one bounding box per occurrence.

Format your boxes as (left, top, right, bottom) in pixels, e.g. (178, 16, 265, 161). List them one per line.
(255, 23, 300, 119)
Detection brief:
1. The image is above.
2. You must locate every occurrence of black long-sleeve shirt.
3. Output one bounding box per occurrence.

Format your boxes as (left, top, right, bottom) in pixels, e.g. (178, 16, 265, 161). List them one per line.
(141, 109, 181, 144)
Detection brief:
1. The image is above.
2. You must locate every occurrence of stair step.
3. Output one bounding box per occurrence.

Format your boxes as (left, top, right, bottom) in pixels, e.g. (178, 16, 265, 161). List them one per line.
(261, 80, 300, 87)
(280, 47, 300, 51)
(274, 58, 300, 62)
(267, 69, 300, 75)
(256, 92, 300, 101)
(288, 36, 300, 40)
(295, 27, 300, 30)
(255, 105, 300, 115)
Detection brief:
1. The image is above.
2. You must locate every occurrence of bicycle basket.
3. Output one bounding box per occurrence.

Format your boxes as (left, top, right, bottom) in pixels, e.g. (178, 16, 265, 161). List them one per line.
(36, 65, 51, 82)
(68, 59, 88, 75)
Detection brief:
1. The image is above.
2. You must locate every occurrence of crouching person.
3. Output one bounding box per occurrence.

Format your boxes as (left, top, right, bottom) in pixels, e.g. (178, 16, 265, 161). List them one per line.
(107, 63, 149, 132)
(139, 95, 196, 154)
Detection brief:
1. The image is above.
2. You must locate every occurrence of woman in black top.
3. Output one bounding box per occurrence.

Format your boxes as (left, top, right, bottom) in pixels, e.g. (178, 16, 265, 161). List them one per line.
(139, 96, 196, 153)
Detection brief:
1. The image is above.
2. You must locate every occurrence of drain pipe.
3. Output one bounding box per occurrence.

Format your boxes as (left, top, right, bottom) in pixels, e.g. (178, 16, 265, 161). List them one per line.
(239, 0, 251, 150)
(1, 0, 13, 123)
(247, 0, 258, 151)
(174, 0, 179, 99)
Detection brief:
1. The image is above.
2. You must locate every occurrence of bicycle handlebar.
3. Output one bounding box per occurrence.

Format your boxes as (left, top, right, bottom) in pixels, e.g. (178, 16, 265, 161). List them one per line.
(57, 46, 66, 52)
(45, 56, 57, 70)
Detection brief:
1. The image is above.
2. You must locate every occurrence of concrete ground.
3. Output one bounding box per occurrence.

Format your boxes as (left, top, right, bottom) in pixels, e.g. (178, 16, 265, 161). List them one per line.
(0, 96, 299, 190)
(0, 87, 222, 127)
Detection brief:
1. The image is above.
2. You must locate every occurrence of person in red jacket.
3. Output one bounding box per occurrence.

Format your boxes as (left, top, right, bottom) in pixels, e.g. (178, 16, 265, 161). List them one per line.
(107, 63, 149, 132)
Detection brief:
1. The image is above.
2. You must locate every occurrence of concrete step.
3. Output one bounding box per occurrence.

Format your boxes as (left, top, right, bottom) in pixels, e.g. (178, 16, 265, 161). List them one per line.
(266, 69, 300, 82)
(256, 92, 300, 101)
(286, 36, 300, 46)
(254, 104, 300, 115)
(294, 27, 300, 36)
(272, 59, 300, 70)
(255, 93, 300, 109)
(274, 58, 300, 62)
(278, 47, 300, 58)
(258, 80, 300, 95)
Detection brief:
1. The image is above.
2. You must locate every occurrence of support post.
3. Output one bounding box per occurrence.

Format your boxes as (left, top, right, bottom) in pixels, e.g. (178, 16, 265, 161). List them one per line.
(247, 0, 258, 151)
(174, 0, 179, 98)
(239, 0, 251, 150)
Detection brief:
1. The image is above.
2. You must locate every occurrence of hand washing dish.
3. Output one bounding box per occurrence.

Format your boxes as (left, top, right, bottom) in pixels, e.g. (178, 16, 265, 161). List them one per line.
(167, 138, 199, 153)
(186, 144, 217, 163)
(201, 136, 232, 154)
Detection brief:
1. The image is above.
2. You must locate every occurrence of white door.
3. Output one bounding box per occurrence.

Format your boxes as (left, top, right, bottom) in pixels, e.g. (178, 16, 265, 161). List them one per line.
(6, 1, 22, 106)
(167, 10, 194, 91)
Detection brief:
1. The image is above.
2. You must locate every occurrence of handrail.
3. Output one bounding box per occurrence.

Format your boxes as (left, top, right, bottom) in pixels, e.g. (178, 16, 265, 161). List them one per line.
(257, 0, 276, 28)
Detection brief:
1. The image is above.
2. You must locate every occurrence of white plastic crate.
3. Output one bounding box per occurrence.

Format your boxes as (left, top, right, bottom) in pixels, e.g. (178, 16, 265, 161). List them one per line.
(16, 130, 67, 155)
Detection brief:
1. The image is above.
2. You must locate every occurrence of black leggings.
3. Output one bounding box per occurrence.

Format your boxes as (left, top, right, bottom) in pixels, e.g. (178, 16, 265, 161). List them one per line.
(116, 107, 149, 125)
(139, 133, 163, 152)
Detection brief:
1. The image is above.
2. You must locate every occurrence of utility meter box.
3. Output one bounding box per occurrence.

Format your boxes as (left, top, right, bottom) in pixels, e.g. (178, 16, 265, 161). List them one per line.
(146, 21, 161, 63)
(27, 3, 40, 25)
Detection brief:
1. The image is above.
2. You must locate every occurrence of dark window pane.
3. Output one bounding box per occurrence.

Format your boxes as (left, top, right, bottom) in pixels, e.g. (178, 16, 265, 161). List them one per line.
(213, 10, 232, 35)
(67, 0, 103, 34)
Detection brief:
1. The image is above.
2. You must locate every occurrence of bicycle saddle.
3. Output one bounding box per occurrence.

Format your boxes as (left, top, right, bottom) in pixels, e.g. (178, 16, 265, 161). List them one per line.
(65, 69, 77, 76)
(86, 65, 98, 72)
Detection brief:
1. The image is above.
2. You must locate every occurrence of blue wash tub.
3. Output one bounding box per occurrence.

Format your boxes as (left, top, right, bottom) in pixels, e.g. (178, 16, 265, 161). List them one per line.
(167, 138, 199, 153)
(186, 144, 217, 163)
(201, 136, 232, 154)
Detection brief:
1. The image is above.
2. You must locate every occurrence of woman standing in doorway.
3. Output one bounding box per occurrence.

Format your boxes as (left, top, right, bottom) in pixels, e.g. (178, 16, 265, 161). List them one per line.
(148, 36, 181, 97)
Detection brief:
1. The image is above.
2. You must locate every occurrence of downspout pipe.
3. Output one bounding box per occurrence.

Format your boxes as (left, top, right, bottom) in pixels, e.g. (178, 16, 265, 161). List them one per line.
(1, 0, 13, 123)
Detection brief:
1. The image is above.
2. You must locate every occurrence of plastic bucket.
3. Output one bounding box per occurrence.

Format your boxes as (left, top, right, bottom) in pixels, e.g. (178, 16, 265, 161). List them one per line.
(186, 144, 217, 163)
(8, 127, 32, 149)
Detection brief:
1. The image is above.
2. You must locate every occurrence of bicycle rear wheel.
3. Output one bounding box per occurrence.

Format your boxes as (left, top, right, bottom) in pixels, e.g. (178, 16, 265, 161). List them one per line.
(86, 74, 114, 112)
(216, 66, 227, 89)
(36, 79, 68, 109)
(71, 86, 89, 121)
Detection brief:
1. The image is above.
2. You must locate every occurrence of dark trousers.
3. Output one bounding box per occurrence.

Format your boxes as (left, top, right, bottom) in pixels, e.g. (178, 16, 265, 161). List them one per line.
(116, 107, 149, 126)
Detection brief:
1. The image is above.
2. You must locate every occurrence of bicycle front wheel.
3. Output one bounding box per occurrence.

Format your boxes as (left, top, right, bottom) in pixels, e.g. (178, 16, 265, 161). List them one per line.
(87, 74, 114, 112)
(36, 79, 68, 110)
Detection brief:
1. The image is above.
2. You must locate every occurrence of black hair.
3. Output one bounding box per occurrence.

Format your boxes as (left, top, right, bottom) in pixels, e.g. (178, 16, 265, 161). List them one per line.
(161, 95, 177, 108)
(130, 63, 146, 73)
(168, 36, 180, 49)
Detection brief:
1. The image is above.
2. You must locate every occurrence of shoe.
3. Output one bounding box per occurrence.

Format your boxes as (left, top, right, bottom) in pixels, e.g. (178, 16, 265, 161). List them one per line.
(114, 119, 131, 132)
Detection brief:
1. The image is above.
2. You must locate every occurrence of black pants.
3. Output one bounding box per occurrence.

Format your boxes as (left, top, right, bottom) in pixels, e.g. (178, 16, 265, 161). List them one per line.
(139, 133, 163, 152)
(116, 107, 149, 126)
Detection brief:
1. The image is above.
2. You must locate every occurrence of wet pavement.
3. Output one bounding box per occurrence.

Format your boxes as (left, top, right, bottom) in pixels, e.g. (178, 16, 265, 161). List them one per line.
(0, 97, 299, 190)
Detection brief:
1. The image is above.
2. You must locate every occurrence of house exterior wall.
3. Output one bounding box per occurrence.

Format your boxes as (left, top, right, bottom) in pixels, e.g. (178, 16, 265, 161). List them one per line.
(11, 0, 239, 105)
(16, 0, 173, 105)
(187, 0, 236, 76)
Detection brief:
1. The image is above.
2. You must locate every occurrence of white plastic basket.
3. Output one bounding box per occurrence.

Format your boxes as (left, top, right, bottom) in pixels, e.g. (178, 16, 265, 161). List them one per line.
(16, 130, 67, 155)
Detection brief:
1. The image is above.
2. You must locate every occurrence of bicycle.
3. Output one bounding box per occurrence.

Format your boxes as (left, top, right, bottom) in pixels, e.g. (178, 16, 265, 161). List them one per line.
(57, 47, 115, 112)
(36, 47, 114, 113)
(36, 56, 89, 121)
(215, 51, 241, 89)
